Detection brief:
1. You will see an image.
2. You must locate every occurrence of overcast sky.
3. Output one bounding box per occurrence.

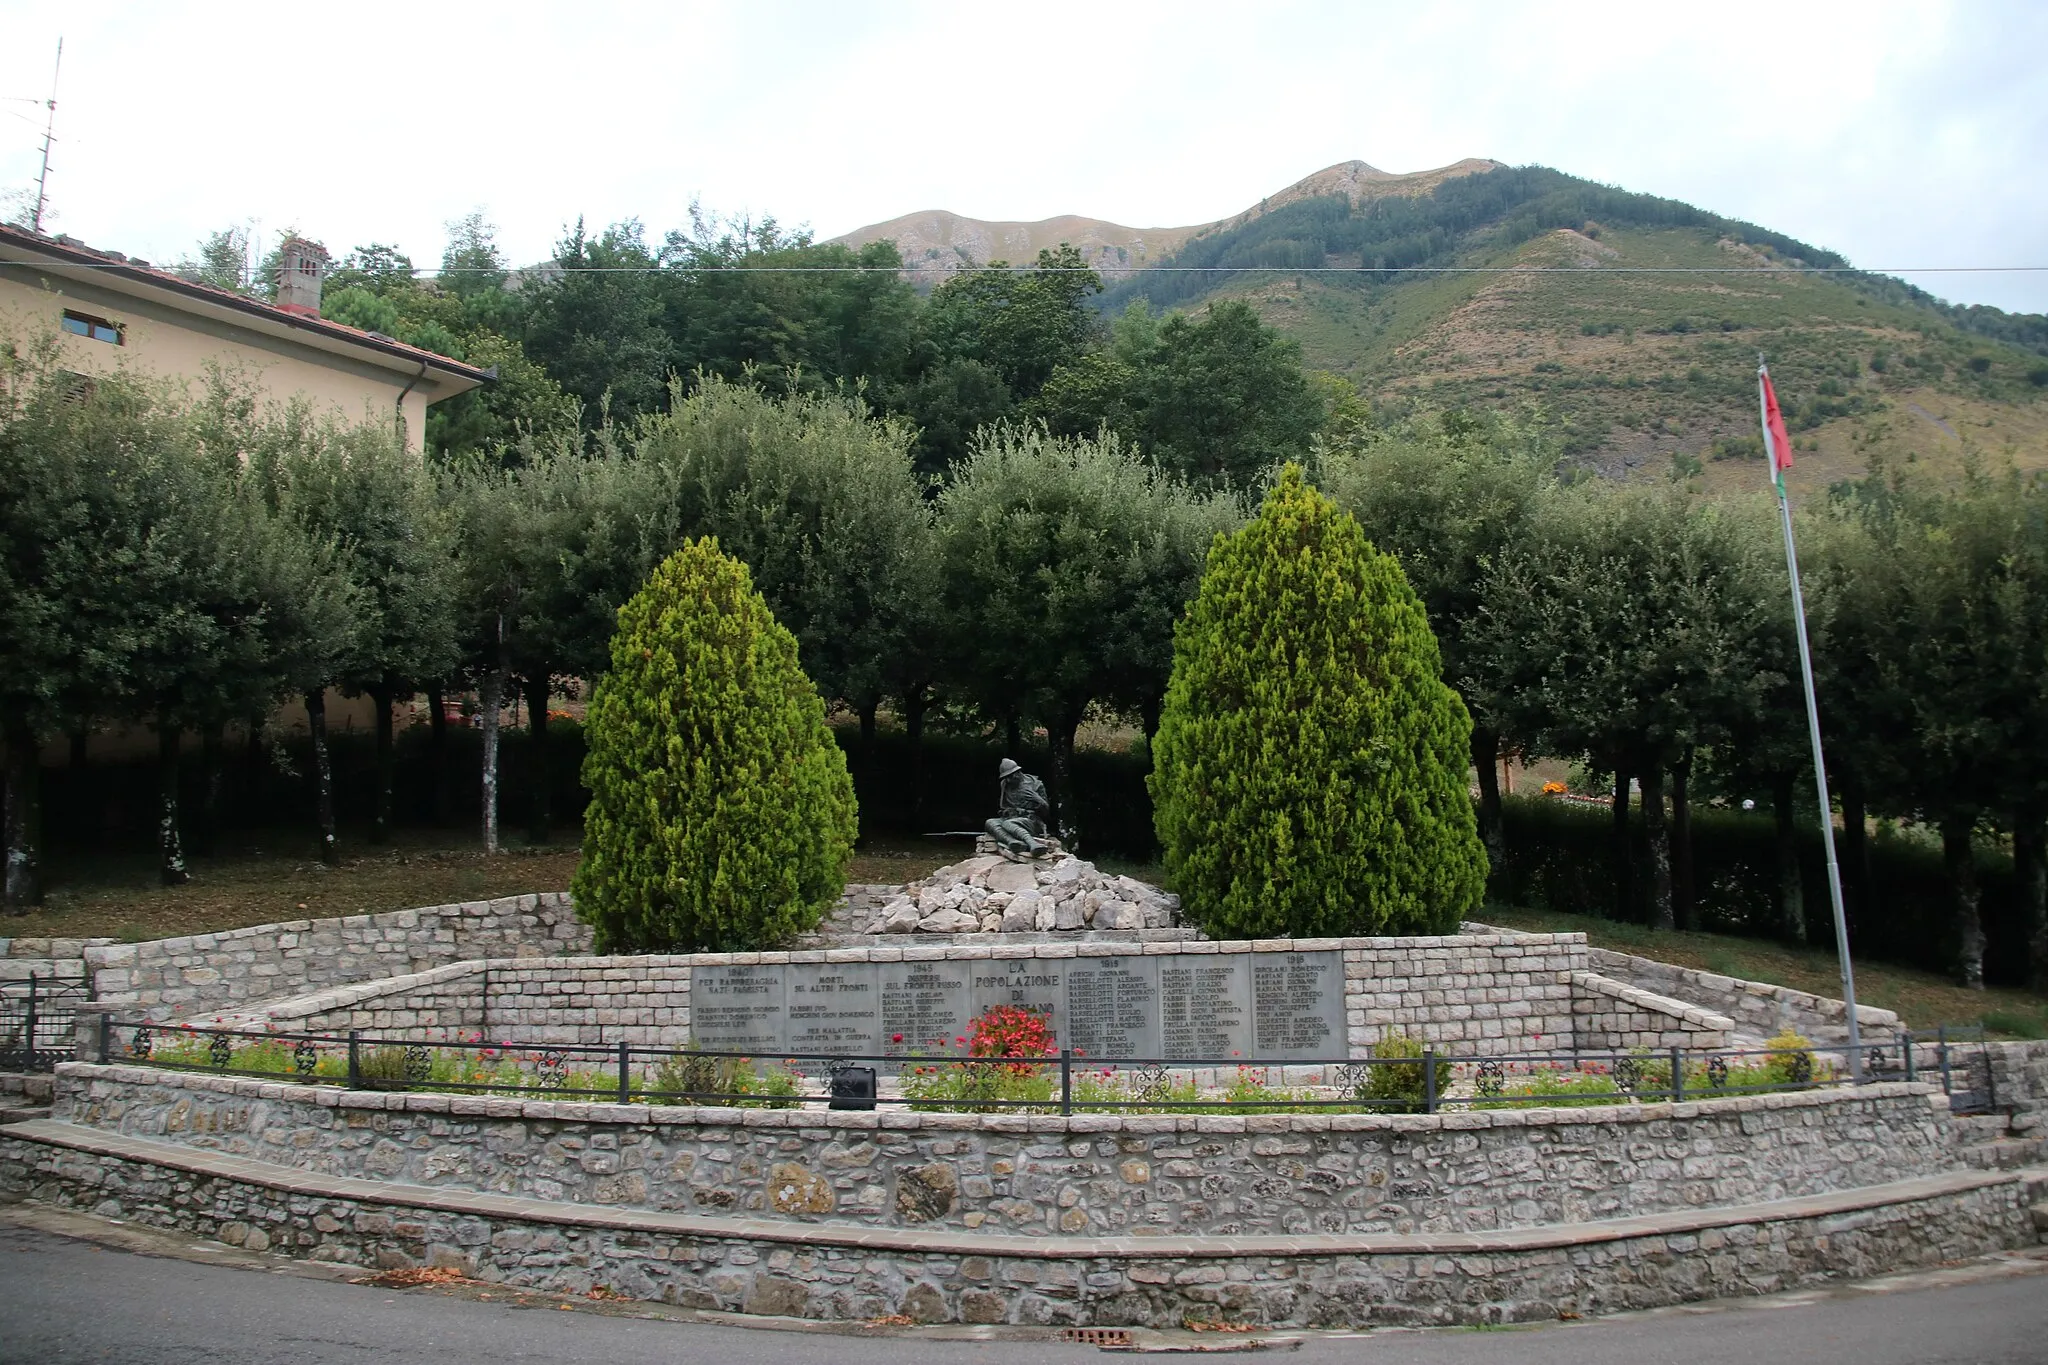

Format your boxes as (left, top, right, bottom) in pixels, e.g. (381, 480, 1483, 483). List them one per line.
(3, 0, 2043, 312)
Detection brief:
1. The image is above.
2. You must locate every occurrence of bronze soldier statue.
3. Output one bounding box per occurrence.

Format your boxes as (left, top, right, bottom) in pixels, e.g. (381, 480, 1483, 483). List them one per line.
(984, 758, 1051, 861)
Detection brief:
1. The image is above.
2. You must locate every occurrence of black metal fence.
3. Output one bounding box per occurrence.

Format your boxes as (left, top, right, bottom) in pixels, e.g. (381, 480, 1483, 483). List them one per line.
(88, 1017, 1974, 1116)
(1, 976, 90, 1074)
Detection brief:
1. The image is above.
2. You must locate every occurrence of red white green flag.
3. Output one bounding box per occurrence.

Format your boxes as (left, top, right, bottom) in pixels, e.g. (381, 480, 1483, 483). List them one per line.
(1758, 364, 1795, 495)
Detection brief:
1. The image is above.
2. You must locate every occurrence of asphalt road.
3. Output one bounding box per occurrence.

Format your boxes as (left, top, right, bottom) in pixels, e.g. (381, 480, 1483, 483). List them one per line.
(2, 1211, 2047, 1365)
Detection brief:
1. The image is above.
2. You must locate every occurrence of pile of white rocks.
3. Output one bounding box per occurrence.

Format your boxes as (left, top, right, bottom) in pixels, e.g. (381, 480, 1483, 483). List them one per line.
(860, 851, 1180, 935)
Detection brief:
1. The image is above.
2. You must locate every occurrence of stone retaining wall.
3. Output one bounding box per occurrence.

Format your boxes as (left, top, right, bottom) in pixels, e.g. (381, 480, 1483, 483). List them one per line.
(52, 1062, 1963, 1240)
(215, 958, 695, 1049)
(1570, 971, 1733, 1051)
(1583, 946, 1900, 1044)
(84, 892, 590, 1019)
(173, 934, 1719, 1063)
(2, 1103, 2022, 1328)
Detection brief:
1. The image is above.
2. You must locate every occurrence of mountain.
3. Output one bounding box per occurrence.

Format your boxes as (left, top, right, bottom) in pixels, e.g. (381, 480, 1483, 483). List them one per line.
(835, 161, 2048, 490)
(828, 159, 1501, 287)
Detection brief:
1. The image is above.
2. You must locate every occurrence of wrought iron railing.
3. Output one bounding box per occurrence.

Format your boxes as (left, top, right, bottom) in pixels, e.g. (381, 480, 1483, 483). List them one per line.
(1, 975, 90, 1073)
(86, 1017, 1960, 1116)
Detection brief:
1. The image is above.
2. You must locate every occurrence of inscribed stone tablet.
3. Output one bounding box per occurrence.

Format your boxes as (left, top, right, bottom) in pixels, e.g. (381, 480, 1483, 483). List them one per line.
(971, 957, 1065, 1042)
(689, 964, 787, 1052)
(1063, 955, 1161, 1060)
(785, 962, 881, 1058)
(1159, 956, 1252, 1062)
(879, 959, 973, 1056)
(1250, 951, 1345, 1060)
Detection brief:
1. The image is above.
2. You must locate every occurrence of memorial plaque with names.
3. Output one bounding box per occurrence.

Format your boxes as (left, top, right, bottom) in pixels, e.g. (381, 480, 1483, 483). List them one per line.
(1250, 952, 1345, 1060)
(690, 964, 787, 1051)
(1159, 957, 1252, 1061)
(785, 962, 881, 1056)
(879, 959, 973, 1056)
(971, 958, 1064, 1042)
(1064, 956, 1161, 1060)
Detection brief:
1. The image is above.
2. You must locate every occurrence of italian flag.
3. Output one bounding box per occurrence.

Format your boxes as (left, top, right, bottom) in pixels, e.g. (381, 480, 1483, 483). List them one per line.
(1758, 364, 1795, 496)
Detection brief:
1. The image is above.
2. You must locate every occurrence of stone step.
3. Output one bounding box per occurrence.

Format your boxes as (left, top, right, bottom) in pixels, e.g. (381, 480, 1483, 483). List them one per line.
(0, 1073, 54, 1102)
(1958, 1139, 2042, 1171)
(1951, 1113, 2010, 1140)
(0, 1102, 52, 1125)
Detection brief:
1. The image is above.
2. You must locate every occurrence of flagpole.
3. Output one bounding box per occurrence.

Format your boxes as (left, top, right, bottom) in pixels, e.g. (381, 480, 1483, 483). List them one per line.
(1759, 355, 1863, 1081)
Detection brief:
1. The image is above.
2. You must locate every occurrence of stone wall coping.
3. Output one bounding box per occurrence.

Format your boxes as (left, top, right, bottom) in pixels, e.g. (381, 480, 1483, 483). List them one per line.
(80, 892, 570, 970)
(1570, 970, 1738, 1033)
(0, 1118, 2018, 1260)
(1586, 946, 1903, 1030)
(55, 1061, 1943, 1135)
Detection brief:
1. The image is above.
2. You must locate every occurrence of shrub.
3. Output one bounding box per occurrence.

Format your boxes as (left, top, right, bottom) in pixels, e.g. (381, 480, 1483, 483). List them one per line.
(1356, 1029, 1429, 1112)
(1150, 465, 1487, 937)
(1761, 1027, 1823, 1086)
(1486, 1066, 1625, 1108)
(646, 1049, 801, 1108)
(968, 1004, 1055, 1075)
(573, 539, 858, 952)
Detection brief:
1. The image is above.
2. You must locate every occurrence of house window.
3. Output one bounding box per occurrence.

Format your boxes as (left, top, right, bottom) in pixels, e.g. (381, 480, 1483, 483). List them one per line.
(60, 310, 123, 345)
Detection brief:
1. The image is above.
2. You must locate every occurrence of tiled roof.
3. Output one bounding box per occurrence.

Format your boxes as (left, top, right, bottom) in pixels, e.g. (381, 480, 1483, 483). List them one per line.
(0, 223, 492, 382)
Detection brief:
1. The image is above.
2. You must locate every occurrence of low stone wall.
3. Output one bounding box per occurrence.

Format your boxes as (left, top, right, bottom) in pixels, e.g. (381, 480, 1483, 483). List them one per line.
(1584, 946, 1900, 1044)
(217, 958, 695, 1049)
(51, 1062, 1965, 1239)
(0, 1123, 2024, 1328)
(1570, 972, 1732, 1051)
(85, 892, 590, 1019)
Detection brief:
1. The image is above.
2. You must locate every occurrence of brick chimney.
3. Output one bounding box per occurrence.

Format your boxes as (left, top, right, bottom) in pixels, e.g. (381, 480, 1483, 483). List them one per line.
(274, 236, 330, 317)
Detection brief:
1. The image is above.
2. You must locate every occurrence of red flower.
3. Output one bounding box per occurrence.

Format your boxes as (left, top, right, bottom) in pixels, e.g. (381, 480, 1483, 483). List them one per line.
(891, 1034, 904, 1044)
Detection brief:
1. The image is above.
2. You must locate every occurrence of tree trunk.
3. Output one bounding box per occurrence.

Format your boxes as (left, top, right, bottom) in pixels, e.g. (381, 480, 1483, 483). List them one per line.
(157, 710, 188, 887)
(2, 713, 41, 909)
(1839, 771, 1870, 938)
(858, 697, 879, 752)
(194, 722, 224, 858)
(66, 727, 92, 853)
(304, 690, 339, 866)
(480, 670, 504, 855)
(426, 684, 451, 827)
(2016, 810, 2048, 994)
(1942, 814, 1985, 989)
(1138, 694, 1163, 743)
(524, 674, 551, 846)
(1003, 712, 1022, 761)
(1642, 764, 1673, 931)
(1671, 752, 1696, 931)
(1471, 726, 1505, 877)
(1772, 773, 1805, 944)
(1610, 765, 1632, 921)
(902, 684, 928, 828)
(1045, 703, 1086, 847)
(242, 711, 266, 826)
(369, 684, 396, 845)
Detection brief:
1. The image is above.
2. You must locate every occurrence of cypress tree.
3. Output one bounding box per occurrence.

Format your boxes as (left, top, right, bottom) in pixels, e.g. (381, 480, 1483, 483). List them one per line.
(1149, 465, 1486, 937)
(574, 539, 857, 952)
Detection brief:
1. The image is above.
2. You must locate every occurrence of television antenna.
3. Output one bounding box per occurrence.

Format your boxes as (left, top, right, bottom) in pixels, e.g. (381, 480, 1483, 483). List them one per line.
(31, 38, 62, 233)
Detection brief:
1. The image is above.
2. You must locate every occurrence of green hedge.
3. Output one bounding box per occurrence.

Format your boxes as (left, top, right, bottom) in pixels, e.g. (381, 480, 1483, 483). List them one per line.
(1495, 793, 2027, 985)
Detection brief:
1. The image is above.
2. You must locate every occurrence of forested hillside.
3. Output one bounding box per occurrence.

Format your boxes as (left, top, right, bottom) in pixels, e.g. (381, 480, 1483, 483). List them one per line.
(1086, 164, 2048, 486)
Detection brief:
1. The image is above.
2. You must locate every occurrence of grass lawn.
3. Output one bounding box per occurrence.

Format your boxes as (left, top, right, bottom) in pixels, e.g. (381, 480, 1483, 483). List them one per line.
(1480, 904, 2048, 1037)
(2, 828, 965, 943)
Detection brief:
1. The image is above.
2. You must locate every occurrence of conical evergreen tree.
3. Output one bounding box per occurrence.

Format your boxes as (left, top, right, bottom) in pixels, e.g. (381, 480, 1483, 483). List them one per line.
(1149, 465, 1486, 937)
(574, 539, 857, 952)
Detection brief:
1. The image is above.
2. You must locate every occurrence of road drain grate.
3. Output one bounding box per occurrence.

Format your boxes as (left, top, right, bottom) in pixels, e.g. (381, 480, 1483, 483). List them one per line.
(1059, 1327, 1134, 1347)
